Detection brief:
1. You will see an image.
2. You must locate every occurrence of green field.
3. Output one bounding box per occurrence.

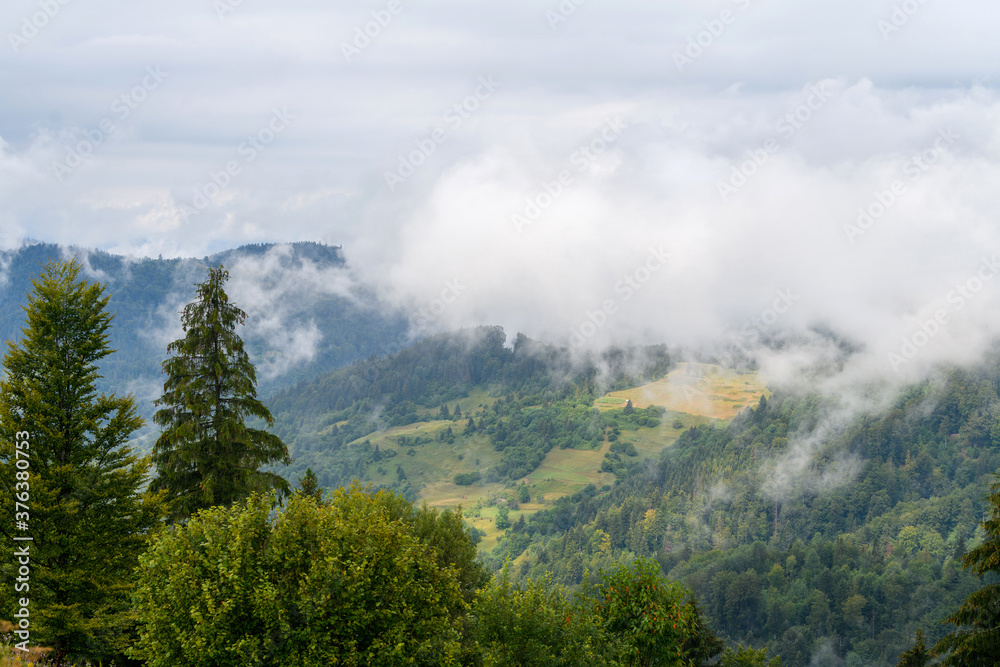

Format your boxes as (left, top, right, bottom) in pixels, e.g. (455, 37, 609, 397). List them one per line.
(340, 367, 766, 551)
(603, 362, 768, 420)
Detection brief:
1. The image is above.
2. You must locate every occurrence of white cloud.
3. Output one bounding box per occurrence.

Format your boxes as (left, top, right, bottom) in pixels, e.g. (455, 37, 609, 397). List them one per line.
(3, 1, 1000, 422)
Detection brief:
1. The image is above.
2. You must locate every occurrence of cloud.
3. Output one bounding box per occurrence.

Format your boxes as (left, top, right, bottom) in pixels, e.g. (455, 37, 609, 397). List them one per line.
(5, 0, 1000, 492)
(364, 80, 1000, 383)
(223, 245, 366, 379)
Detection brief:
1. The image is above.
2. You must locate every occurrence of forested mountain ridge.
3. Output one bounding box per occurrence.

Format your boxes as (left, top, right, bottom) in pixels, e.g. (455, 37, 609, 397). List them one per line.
(267, 326, 676, 495)
(265, 323, 1000, 664)
(0, 241, 408, 422)
(485, 362, 1000, 666)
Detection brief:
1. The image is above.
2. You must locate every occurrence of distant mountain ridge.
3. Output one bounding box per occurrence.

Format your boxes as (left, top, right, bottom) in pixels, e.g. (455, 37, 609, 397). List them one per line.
(0, 241, 409, 430)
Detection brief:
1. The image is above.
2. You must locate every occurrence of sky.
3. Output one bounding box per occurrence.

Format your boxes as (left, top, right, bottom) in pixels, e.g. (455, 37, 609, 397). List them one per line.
(3, 0, 1000, 390)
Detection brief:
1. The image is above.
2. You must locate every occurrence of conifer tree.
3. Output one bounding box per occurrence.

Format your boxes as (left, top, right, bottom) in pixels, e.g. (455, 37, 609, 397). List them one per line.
(0, 259, 163, 663)
(297, 467, 323, 503)
(935, 474, 1000, 663)
(896, 630, 931, 667)
(151, 265, 291, 522)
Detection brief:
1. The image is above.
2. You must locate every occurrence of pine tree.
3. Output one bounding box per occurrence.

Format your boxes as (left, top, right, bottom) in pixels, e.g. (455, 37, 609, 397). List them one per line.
(935, 474, 1000, 663)
(896, 630, 931, 667)
(0, 259, 163, 663)
(151, 265, 291, 522)
(297, 467, 323, 504)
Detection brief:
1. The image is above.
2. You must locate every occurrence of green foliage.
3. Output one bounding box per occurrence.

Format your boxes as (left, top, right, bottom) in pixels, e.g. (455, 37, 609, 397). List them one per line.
(597, 558, 719, 666)
(296, 467, 323, 503)
(519, 483, 531, 504)
(0, 243, 409, 417)
(934, 474, 1000, 664)
(497, 505, 512, 530)
(454, 471, 483, 486)
(268, 332, 672, 487)
(151, 265, 291, 522)
(490, 366, 1000, 665)
(131, 486, 475, 666)
(0, 259, 164, 663)
(720, 644, 782, 667)
(472, 566, 610, 666)
(896, 630, 931, 667)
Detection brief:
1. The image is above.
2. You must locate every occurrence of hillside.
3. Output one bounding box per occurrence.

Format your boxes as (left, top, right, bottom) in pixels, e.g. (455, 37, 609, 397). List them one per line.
(268, 325, 1000, 665)
(267, 330, 769, 551)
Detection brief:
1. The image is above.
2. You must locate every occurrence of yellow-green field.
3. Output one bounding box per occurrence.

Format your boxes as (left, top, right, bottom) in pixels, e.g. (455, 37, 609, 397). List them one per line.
(625, 410, 714, 459)
(526, 442, 616, 502)
(414, 387, 497, 419)
(601, 362, 767, 420)
(340, 367, 766, 551)
(349, 421, 499, 493)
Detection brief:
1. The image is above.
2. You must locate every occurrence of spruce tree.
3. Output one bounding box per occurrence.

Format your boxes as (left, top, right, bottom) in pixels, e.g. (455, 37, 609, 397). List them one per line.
(297, 467, 323, 503)
(0, 259, 163, 663)
(151, 265, 290, 522)
(896, 630, 931, 667)
(935, 473, 1000, 663)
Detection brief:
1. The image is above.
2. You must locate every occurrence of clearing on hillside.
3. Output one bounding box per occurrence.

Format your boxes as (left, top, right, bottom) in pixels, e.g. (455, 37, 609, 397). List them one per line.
(600, 362, 767, 421)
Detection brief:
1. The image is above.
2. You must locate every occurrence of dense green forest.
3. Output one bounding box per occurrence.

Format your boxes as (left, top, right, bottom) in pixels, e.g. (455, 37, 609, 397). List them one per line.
(266, 323, 1000, 665)
(485, 370, 1000, 665)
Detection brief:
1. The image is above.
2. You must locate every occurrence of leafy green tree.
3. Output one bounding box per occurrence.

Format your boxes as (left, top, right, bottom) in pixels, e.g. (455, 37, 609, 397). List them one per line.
(0, 259, 163, 663)
(896, 630, 931, 667)
(519, 483, 531, 504)
(935, 473, 1000, 664)
(356, 487, 490, 605)
(496, 505, 511, 530)
(150, 265, 291, 522)
(596, 558, 722, 666)
(472, 565, 609, 666)
(131, 486, 467, 666)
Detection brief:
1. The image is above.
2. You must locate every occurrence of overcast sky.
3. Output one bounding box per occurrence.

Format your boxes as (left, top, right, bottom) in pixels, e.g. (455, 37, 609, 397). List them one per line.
(4, 0, 1000, 386)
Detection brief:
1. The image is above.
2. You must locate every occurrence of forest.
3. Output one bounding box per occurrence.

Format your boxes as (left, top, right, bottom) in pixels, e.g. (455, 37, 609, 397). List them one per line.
(267, 324, 1000, 666)
(1, 251, 1000, 665)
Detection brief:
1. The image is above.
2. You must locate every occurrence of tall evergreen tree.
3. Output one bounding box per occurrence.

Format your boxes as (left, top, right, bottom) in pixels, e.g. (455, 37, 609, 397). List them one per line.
(0, 259, 163, 663)
(151, 265, 291, 522)
(896, 630, 931, 667)
(296, 467, 323, 504)
(935, 473, 1000, 664)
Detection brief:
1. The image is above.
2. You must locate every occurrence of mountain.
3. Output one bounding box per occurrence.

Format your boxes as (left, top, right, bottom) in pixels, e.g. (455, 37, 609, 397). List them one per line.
(268, 322, 1000, 666)
(0, 241, 409, 442)
(5, 241, 1000, 665)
